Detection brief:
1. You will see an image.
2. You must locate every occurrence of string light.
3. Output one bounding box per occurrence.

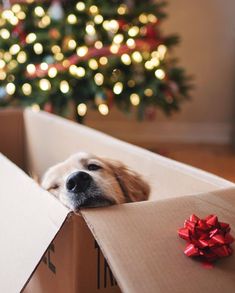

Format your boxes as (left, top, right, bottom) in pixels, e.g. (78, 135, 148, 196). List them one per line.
(94, 73, 104, 86)
(132, 51, 143, 63)
(39, 79, 51, 91)
(0, 29, 10, 39)
(121, 54, 131, 65)
(126, 38, 135, 49)
(153, 57, 160, 67)
(98, 104, 109, 115)
(130, 93, 140, 106)
(0, 71, 6, 80)
(110, 44, 119, 54)
(17, 51, 27, 63)
(99, 57, 108, 65)
(76, 67, 86, 77)
(68, 39, 77, 50)
(7, 74, 15, 82)
(26, 33, 37, 44)
(67, 14, 77, 24)
(76, 2, 85, 11)
(88, 59, 98, 70)
(48, 67, 58, 78)
(89, 5, 99, 14)
(128, 80, 135, 87)
(69, 65, 77, 75)
(77, 103, 87, 116)
(117, 4, 127, 15)
(33, 43, 43, 54)
(109, 20, 119, 32)
(158, 44, 167, 60)
(2, 10, 14, 20)
(94, 15, 103, 24)
(103, 20, 119, 33)
(86, 23, 96, 35)
(34, 6, 45, 17)
(8, 60, 17, 70)
(145, 61, 154, 70)
(148, 14, 157, 23)
(12, 4, 21, 13)
(113, 34, 124, 44)
(22, 83, 32, 95)
(6, 83, 16, 95)
(26, 64, 36, 75)
(1, 29, 10, 41)
(139, 13, 148, 24)
(113, 82, 123, 95)
(31, 104, 40, 112)
(3, 52, 12, 62)
(40, 62, 48, 71)
(155, 69, 166, 80)
(60, 80, 70, 93)
(102, 20, 109, 30)
(40, 15, 51, 27)
(94, 41, 103, 49)
(144, 88, 153, 97)
(55, 53, 64, 61)
(17, 11, 26, 20)
(9, 44, 20, 55)
(62, 61, 69, 70)
(9, 16, 18, 25)
(0, 60, 6, 69)
(76, 46, 88, 57)
(51, 45, 61, 54)
(128, 26, 139, 37)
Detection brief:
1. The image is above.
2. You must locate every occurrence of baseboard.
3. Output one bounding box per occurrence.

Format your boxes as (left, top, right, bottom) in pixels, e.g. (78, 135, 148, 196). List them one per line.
(86, 121, 233, 145)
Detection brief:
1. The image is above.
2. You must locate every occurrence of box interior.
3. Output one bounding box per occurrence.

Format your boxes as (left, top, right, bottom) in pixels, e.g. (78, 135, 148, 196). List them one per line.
(0, 108, 233, 200)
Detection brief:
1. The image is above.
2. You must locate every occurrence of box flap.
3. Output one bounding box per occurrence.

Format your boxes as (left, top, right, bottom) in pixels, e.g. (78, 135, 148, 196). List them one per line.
(81, 188, 235, 293)
(0, 154, 69, 293)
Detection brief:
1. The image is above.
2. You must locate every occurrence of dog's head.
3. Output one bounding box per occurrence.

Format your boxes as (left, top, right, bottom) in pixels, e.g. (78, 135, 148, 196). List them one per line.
(41, 152, 150, 211)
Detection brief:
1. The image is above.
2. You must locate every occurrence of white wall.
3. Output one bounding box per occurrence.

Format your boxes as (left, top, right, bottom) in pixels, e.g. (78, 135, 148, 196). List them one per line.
(86, 0, 235, 145)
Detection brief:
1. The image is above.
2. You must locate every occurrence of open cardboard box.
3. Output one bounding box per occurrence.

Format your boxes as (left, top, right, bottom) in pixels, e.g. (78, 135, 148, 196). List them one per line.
(0, 108, 235, 293)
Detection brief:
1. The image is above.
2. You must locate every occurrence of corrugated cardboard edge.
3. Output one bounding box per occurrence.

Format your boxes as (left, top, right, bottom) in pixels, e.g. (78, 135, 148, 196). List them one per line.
(81, 187, 235, 293)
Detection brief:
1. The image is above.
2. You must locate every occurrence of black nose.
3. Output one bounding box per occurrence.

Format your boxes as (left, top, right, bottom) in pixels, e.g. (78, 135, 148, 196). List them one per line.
(66, 171, 92, 193)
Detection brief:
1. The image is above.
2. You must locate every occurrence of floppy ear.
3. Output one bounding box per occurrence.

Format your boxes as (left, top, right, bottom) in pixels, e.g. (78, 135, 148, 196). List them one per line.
(108, 161, 150, 203)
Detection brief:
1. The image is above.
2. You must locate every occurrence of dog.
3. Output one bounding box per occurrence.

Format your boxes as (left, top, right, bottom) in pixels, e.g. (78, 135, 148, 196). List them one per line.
(41, 152, 150, 211)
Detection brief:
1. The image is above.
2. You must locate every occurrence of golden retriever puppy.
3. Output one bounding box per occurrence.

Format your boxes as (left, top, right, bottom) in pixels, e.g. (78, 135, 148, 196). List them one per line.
(41, 152, 150, 211)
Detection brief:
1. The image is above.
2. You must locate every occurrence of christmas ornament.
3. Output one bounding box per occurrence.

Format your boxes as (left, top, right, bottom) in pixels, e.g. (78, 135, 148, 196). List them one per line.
(0, 87, 6, 99)
(48, 0, 64, 21)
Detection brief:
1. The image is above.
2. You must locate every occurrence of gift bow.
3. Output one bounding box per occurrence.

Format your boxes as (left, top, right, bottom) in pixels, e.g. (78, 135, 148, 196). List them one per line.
(178, 214, 234, 262)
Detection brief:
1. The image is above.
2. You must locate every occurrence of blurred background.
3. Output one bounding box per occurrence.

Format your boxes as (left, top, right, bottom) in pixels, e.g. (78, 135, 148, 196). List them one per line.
(0, 0, 235, 181)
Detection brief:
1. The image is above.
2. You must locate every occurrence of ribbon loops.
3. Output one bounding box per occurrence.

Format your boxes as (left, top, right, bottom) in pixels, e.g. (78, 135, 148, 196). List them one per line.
(178, 214, 234, 263)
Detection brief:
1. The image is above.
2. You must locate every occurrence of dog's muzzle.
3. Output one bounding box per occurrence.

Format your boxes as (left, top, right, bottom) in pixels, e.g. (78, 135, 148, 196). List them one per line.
(66, 171, 92, 193)
(65, 171, 114, 209)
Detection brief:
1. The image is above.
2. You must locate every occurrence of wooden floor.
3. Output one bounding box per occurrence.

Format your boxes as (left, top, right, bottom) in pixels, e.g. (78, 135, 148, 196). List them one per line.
(150, 143, 235, 183)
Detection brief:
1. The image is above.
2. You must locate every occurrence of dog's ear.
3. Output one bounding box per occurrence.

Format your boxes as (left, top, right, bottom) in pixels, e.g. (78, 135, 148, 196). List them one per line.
(107, 161, 150, 203)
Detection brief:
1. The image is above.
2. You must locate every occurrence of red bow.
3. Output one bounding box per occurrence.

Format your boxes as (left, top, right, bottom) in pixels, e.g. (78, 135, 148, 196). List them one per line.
(178, 214, 234, 262)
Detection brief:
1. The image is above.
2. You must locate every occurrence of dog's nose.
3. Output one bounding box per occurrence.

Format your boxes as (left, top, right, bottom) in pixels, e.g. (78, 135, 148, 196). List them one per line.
(66, 171, 92, 193)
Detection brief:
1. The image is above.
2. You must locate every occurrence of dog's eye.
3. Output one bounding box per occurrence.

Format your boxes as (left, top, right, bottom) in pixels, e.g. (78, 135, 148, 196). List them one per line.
(87, 164, 102, 171)
(50, 184, 59, 190)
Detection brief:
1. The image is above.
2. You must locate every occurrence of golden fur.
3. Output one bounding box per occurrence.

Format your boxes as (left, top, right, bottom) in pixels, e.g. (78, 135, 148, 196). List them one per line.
(41, 152, 150, 210)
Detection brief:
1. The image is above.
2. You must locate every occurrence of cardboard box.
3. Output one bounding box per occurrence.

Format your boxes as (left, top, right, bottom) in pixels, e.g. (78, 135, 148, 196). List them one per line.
(0, 108, 234, 293)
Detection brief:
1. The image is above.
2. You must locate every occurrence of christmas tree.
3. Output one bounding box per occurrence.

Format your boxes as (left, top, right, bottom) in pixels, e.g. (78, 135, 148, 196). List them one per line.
(0, 0, 191, 121)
